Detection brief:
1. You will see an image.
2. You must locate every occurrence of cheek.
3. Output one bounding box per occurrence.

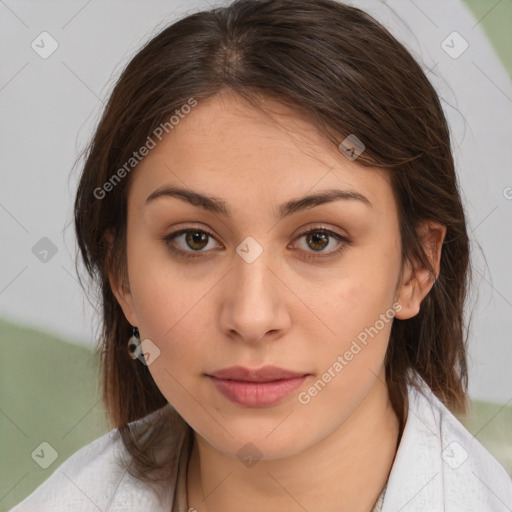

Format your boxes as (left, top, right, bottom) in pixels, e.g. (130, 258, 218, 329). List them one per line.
(314, 282, 394, 373)
(127, 238, 196, 331)
(126, 243, 213, 360)
(299, 282, 396, 422)
(131, 287, 207, 411)
(306, 241, 401, 367)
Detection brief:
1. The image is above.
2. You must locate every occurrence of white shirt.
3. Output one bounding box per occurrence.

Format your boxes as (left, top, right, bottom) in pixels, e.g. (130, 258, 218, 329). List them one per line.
(8, 370, 512, 511)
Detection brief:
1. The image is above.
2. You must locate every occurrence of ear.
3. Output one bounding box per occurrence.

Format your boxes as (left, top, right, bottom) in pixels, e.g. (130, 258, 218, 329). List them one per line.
(105, 230, 139, 327)
(394, 220, 446, 320)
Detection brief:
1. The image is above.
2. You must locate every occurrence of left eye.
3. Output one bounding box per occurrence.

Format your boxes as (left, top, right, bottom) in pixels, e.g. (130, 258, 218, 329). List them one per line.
(162, 227, 350, 260)
(293, 228, 348, 256)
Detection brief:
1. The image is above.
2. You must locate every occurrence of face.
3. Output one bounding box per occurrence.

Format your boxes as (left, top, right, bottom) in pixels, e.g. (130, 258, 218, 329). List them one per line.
(110, 91, 438, 459)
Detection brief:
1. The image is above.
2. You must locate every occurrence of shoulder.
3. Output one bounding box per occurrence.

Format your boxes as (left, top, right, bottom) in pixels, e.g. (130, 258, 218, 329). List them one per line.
(7, 404, 187, 512)
(382, 371, 512, 512)
(422, 383, 512, 510)
(7, 429, 132, 512)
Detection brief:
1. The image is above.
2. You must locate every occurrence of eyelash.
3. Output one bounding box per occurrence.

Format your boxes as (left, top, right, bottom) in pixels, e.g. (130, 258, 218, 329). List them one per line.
(161, 225, 351, 261)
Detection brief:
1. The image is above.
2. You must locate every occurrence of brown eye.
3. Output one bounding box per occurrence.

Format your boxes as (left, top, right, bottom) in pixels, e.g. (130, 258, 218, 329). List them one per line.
(293, 227, 351, 260)
(162, 225, 350, 262)
(184, 231, 209, 251)
(305, 231, 330, 252)
(162, 228, 221, 259)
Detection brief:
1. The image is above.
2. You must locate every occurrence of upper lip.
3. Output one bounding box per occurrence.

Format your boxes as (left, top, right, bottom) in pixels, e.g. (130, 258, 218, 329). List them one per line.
(208, 365, 308, 382)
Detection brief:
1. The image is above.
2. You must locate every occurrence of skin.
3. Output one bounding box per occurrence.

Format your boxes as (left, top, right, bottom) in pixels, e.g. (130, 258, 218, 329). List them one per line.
(110, 90, 446, 512)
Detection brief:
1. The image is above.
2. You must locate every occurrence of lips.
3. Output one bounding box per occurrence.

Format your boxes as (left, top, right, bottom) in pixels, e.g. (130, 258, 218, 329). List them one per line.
(208, 365, 308, 382)
(207, 365, 310, 407)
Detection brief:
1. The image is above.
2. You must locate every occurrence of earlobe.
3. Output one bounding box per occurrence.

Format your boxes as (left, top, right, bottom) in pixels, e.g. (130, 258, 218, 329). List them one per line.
(394, 265, 435, 319)
(394, 221, 446, 320)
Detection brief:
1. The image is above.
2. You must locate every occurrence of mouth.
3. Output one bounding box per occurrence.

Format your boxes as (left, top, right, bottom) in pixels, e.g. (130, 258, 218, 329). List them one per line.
(206, 365, 310, 407)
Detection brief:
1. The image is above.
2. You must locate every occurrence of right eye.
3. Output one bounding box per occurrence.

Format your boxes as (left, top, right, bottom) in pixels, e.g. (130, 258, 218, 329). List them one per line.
(161, 227, 222, 259)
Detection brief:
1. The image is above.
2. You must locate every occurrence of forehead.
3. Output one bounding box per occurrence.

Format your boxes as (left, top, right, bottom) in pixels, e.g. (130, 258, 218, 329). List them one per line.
(129, 92, 395, 215)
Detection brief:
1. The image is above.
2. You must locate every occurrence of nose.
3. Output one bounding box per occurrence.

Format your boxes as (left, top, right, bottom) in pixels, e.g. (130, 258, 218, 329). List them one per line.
(218, 245, 291, 344)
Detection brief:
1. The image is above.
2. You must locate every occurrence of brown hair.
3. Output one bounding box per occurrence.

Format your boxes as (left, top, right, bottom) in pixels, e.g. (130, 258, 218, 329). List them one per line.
(74, 0, 470, 487)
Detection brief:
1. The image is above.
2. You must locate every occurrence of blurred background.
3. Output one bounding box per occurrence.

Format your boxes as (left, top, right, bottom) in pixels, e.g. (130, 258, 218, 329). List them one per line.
(1, 0, 511, 508)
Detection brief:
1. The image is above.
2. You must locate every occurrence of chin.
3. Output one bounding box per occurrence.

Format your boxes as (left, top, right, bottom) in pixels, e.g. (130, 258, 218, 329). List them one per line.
(198, 421, 316, 462)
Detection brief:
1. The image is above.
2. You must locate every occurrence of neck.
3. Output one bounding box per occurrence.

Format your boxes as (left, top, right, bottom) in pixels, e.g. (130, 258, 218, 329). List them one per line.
(186, 370, 402, 512)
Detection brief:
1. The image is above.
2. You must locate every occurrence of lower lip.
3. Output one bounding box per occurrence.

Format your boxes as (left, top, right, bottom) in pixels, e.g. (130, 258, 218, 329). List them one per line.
(208, 375, 308, 407)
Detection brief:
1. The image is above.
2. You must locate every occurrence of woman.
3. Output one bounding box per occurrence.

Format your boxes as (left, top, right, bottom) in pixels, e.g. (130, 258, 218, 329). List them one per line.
(9, 0, 512, 510)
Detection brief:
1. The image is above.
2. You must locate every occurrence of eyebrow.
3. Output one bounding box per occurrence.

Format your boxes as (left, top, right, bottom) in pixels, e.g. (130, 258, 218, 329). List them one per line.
(145, 185, 372, 220)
